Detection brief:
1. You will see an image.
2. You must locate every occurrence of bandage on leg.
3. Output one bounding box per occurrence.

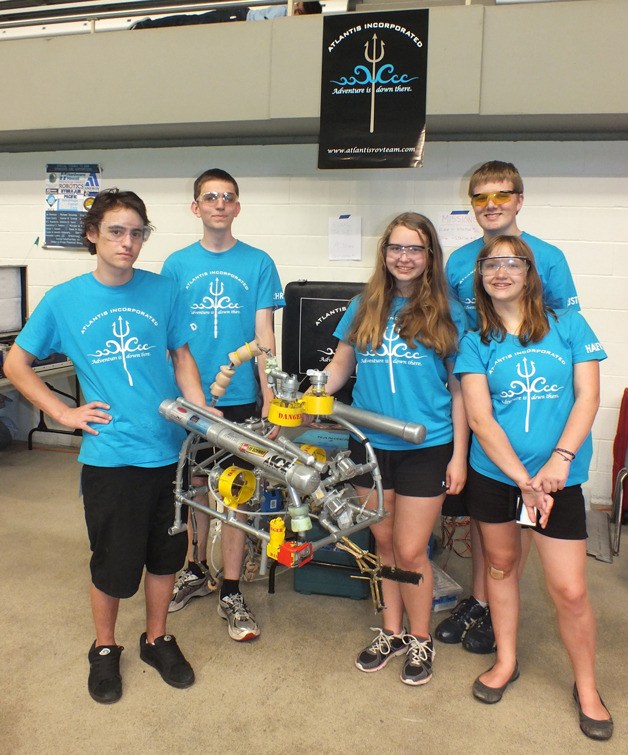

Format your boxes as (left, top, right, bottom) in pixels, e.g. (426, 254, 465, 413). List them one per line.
(488, 564, 507, 580)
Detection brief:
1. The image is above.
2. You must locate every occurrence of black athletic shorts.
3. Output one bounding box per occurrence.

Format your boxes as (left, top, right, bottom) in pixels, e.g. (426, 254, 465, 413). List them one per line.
(348, 435, 452, 498)
(82, 463, 186, 598)
(465, 466, 587, 540)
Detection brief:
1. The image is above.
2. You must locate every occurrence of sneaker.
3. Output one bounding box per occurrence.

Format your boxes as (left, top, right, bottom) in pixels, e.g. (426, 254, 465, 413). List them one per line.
(434, 595, 486, 644)
(88, 642, 123, 704)
(463, 608, 496, 654)
(139, 633, 195, 688)
(168, 566, 217, 613)
(218, 593, 260, 641)
(355, 627, 408, 672)
(400, 635, 435, 686)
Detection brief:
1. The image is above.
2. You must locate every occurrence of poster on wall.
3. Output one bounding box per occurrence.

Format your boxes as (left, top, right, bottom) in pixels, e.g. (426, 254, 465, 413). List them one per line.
(44, 164, 101, 249)
(318, 10, 428, 170)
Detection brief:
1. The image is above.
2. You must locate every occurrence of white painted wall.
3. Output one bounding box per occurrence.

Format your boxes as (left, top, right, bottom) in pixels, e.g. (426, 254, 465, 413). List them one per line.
(0, 140, 626, 501)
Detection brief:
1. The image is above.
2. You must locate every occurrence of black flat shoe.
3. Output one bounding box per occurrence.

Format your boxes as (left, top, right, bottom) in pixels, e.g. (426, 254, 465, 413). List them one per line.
(573, 684, 613, 741)
(472, 662, 519, 704)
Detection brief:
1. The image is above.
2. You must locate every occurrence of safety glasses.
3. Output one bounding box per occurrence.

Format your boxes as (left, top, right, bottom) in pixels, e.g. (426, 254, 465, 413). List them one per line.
(196, 191, 238, 205)
(478, 256, 530, 276)
(471, 190, 518, 208)
(385, 244, 430, 258)
(99, 222, 151, 243)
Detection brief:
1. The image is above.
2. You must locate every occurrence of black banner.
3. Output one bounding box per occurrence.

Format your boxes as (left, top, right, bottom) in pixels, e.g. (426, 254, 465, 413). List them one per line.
(318, 10, 428, 170)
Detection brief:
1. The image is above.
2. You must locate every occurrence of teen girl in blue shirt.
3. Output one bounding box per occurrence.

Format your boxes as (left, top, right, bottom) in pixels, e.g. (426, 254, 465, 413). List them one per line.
(455, 235, 612, 741)
(325, 212, 468, 687)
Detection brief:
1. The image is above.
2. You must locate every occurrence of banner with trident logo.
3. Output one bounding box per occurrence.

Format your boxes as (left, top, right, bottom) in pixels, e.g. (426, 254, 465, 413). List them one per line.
(318, 10, 428, 169)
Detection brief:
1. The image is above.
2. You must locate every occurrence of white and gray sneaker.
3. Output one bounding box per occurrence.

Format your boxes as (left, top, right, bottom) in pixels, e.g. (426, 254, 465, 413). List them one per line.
(168, 566, 217, 613)
(218, 593, 260, 641)
(400, 635, 435, 686)
(355, 627, 408, 672)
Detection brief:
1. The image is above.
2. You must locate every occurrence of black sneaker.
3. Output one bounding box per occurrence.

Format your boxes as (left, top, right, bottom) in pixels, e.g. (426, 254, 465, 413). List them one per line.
(88, 642, 123, 704)
(400, 635, 435, 686)
(434, 596, 486, 644)
(463, 608, 496, 654)
(355, 627, 408, 672)
(139, 633, 195, 688)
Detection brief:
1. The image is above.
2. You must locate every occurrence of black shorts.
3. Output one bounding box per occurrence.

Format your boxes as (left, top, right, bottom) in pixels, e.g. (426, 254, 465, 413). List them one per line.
(441, 488, 469, 518)
(82, 463, 187, 599)
(348, 436, 451, 498)
(442, 448, 471, 517)
(192, 402, 257, 472)
(465, 466, 587, 541)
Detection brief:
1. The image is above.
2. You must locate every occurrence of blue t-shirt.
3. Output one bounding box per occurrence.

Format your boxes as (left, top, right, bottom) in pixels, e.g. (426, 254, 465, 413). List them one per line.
(333, 296, 466, 450)
(16, 269, 191, 467)
(445, 231, 579, 329)
(453, 309, 606, 485)
(161, 240, 285, 406)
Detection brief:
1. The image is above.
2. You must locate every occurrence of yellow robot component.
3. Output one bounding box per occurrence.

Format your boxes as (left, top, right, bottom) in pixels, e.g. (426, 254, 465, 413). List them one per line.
(266, 517, 286, 561)
(299, 444, 327, 463)
(301, 392, 334, 416)
(267, 398, 304, 427)
(217, 466, 256, 508)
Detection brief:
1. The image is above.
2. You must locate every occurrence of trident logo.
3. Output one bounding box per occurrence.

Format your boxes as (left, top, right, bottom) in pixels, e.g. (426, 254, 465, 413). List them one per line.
(516, 358, 535, 432)
(112, 316, 134, 387)
(363, 320, 426, 394)
(364, 33, 385, 134)
(209, 277, 224, 338)
(88, 316, 156, 385)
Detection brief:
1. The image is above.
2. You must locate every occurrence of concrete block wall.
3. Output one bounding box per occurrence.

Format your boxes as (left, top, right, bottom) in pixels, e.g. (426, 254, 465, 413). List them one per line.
(0, 139, 626, 501)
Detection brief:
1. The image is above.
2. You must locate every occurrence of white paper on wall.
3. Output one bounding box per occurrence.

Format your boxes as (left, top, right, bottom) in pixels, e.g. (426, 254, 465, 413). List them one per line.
(437, 210, 479, 248)
(328, 215, 362, 261)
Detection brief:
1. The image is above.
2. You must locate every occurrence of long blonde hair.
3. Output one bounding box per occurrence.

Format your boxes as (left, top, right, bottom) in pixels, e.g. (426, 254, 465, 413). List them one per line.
(347, 212, 458, 358)
(474, 235, 554, 345)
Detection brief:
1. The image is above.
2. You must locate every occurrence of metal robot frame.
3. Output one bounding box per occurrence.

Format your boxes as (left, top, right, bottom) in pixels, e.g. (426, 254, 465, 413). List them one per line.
(160, 342, 427, 609)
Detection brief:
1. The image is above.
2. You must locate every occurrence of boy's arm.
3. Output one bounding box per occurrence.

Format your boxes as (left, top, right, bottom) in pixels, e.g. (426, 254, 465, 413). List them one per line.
(3, 343, 111, 435)
(169, 343, 207, 407)
(254, 307, 276, 417)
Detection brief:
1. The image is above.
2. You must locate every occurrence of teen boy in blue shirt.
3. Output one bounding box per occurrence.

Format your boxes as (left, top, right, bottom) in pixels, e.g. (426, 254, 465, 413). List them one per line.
(4, 189, 207, 704)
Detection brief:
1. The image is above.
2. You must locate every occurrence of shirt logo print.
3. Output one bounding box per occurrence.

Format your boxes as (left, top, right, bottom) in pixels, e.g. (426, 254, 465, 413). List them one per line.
(88, 315, 156, 386)
(499, 357, 562, 432)
(191, 276, 242, 338)
(363, 320, 426, 394)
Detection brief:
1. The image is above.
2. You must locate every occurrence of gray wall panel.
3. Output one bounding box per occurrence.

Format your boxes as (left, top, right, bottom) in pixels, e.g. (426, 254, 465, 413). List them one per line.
(0, 0, 626, 148)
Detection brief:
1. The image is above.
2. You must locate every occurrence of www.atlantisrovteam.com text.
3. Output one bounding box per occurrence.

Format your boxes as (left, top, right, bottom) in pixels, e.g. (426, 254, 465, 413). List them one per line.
(327, 146, 416, 155)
